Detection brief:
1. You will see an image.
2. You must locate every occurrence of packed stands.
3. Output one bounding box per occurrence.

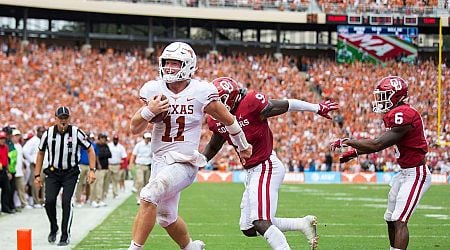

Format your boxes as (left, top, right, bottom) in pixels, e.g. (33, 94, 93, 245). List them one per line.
(0, 37, 448, 174)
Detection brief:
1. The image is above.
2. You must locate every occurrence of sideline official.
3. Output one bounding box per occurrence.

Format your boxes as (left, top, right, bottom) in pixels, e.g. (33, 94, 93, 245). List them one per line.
(34, 106, 96, 246)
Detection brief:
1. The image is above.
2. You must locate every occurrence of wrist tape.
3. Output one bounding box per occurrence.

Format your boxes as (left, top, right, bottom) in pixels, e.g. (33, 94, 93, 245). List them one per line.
(140, 107, 155, 121)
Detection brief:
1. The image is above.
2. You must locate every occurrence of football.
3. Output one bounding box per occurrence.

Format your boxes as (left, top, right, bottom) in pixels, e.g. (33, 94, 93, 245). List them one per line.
(149, 94, 169, 123)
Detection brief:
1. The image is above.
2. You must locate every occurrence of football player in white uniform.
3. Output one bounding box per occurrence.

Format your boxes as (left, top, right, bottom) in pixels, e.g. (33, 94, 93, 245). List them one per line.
(128, 42, 252, 250)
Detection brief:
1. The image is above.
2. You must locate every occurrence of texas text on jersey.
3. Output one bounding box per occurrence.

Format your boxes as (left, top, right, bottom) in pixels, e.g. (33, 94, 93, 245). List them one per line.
(140, 79, 219, 157)
(207, 91, 272, 168)
(383, 103, 428, 168)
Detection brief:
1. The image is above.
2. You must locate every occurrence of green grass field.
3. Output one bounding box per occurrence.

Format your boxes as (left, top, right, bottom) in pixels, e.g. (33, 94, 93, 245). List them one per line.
(75, 183, 450, 250)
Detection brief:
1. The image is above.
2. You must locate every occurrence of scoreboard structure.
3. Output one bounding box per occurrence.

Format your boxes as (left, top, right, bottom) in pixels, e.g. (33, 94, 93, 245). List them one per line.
(326, 14, 440, 27)
(336, 25, 418, 64)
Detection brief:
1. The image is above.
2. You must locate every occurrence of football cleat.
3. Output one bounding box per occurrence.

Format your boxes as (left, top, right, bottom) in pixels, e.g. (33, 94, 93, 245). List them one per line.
(185, 240, 205, 250)
(302, 215, 318, 250)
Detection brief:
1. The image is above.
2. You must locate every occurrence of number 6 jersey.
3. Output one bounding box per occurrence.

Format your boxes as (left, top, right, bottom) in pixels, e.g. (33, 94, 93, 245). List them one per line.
(139, 79, 219, 157)
(383, 103, 428, 168)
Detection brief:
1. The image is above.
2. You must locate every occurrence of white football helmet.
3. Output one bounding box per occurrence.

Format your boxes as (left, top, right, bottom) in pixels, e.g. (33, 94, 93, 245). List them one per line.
(159, 42, 197, 83)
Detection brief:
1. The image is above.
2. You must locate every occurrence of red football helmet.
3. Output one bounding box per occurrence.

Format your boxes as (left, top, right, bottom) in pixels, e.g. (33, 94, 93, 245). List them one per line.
(212, 77, 243, 112)
(372, 76, 408, 113)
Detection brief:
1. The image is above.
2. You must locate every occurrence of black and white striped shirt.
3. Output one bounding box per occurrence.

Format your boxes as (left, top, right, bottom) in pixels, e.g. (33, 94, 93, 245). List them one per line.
(38, 125, 91, 170)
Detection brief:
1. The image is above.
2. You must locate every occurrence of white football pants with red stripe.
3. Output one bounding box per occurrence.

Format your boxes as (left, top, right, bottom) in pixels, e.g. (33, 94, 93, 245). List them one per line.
(240, 152, 285, 230)
(384, 165, 431, 222)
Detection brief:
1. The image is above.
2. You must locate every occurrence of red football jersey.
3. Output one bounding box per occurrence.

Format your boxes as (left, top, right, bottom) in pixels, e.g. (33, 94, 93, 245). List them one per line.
(383, 104, 428, 168)
(207, 91, 273, 168)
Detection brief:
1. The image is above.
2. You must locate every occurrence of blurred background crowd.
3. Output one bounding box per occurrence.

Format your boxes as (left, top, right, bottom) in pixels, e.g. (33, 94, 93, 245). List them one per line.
(1, 36, 448, 174)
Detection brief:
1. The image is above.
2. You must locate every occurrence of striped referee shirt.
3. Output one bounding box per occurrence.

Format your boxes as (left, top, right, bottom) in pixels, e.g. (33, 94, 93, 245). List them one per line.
(38, 125, 91, 170)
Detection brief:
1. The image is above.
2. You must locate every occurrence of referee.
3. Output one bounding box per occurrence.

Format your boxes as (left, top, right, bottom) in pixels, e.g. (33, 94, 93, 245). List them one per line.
(34, 106, 97, 246)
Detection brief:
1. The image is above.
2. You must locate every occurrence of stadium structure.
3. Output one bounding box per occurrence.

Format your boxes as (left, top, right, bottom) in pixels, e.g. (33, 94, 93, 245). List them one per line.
(0, 0, 449, 57)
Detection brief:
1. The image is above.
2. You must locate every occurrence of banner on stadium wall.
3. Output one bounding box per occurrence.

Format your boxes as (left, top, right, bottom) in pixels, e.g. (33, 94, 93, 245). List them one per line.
(283, 173, 305, 184)
(431, 174, 448, 184)
(232, 170, 247, 183)
(196, 171, 449, 184)
(341, 172, 376, 183)
(376, 172, 396, 184)
(197, 170, 232, 183)
(304, 172, 341, 184)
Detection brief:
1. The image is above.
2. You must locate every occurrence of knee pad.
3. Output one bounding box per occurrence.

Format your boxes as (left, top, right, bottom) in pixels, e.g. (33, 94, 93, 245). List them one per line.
(157, 213, 178, 228)
(140, 178, 167, 204)
(241, 228, 258, 237)
(384, 210, 393, 221)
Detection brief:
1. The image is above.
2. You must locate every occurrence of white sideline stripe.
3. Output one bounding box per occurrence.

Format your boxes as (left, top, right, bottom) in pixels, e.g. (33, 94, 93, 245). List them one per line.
(188, 222, 450, 227)
(323, 235, 449, 238)
(118, 234, 449, 239)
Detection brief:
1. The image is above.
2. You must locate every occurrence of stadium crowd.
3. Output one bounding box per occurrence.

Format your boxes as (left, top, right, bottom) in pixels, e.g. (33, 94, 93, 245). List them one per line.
(108, 0, 443, 13)
(0, 37, 449, 211)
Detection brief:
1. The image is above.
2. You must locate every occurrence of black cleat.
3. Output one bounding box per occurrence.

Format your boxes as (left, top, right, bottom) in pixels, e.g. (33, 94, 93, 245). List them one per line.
(57, 235, 70, 246)
(48, 232, 57, 244)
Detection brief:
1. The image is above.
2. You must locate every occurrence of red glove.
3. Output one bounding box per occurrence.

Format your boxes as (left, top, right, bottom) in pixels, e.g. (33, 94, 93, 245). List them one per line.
(317, 100, 339, 119)
(339, 149, 358, 163)
(330, 138, 349, 151)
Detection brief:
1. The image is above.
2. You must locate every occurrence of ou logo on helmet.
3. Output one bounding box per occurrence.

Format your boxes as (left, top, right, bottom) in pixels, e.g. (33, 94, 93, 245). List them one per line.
(220, 79, 235, 92)
(389, 78, 403, 91)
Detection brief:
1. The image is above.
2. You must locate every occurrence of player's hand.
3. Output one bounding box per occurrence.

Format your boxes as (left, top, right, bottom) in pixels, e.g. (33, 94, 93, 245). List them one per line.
(330, 138, 350, 151)
(317, 100, 338, 119)
(339, 149, 358, 163)
(87, 170, 96, 184)
(148, 95, 169, 115)
(239, 144, 253, 165)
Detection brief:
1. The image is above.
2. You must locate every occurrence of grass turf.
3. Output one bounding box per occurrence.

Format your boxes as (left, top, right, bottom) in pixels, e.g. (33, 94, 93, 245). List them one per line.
(75, 183, 450, 249)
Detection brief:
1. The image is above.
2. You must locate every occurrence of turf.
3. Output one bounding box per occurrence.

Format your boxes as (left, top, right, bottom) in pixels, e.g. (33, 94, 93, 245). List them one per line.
(75, 183, 450, 249)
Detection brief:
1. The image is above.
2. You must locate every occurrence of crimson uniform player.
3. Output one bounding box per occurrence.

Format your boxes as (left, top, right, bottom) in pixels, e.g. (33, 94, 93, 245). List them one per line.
(330, 76, 431, 250)
(203, 77, 338, 250)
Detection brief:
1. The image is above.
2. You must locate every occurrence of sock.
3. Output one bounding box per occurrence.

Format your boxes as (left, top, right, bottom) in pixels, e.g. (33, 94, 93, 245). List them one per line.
(390, 247, 402, 250)
(128, 240, 142, 250)
(263, 225, 291, 250)
(181, 238, 192, 250)
(272, 217, 307, 232)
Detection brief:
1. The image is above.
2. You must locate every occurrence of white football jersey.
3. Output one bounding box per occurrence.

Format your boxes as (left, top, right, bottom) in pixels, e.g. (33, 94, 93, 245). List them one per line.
(140, 79, 219, 157)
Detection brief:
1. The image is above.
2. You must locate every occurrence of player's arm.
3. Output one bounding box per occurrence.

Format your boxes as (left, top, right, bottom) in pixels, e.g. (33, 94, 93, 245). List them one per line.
(130, 107, 149, 135)
(345, 125, 412, 154)
(259, 100, 289, 119)
(204, 100, 252, 164)
(332, 125, 413, 163)
(203, 133, 227, 161)
(130, 95, 169, 135)
(260, 99, 338, 120)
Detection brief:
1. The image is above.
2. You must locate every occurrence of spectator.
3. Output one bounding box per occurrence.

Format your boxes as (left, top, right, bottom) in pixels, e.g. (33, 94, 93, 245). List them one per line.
(0, 131, 13, 214)
(129, 132, 152, 205)
(107, 133, 128, 198)
(91, 133, 111, 208)
(74, 132, 98, 207)
(11, 129, 29, 209)
(22, 126, 47, 208)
